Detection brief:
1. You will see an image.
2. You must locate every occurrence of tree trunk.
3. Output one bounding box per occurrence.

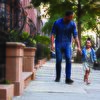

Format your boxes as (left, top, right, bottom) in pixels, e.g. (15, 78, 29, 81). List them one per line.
(77, 0, 81, 45)
(75, 0, 82, 63)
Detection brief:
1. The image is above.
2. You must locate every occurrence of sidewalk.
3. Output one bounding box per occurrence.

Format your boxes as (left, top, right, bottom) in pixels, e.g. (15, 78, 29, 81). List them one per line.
(13, 59, 100, 100)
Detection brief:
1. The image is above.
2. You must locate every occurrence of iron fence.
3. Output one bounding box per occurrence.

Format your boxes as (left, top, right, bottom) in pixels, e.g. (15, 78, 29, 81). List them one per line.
(0, 0, 26, 83)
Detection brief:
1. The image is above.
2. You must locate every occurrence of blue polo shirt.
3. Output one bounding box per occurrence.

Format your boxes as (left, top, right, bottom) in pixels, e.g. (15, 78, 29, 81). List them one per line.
(51, 18, 78, 45)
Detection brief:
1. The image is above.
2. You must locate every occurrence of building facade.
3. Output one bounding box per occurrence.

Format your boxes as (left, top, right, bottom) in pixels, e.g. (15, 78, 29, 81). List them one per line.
(20, 0, 43, 35)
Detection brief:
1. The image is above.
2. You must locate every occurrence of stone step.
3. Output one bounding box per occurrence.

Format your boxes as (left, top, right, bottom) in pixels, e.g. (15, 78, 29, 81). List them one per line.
(22, 72, 35, 88)
(0, 84, 14, 100)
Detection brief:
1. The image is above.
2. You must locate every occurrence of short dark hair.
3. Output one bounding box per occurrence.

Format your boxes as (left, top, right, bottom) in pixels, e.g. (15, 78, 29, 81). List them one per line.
(86, 38, 92, 43)
(65, 10, 74, 16)
(86, 38, 92, 44)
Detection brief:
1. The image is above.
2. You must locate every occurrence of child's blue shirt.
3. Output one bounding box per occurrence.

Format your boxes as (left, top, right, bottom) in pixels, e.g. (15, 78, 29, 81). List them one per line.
(82, 47, 97, 62)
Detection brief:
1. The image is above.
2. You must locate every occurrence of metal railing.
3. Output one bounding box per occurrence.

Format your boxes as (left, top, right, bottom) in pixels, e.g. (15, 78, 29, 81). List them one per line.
(0, 0, 26, 33)
(0, 0, 26, 83)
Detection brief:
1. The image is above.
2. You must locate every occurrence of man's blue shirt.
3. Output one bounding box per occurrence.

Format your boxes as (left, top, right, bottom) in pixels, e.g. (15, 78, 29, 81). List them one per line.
(51, 18, 78, 45)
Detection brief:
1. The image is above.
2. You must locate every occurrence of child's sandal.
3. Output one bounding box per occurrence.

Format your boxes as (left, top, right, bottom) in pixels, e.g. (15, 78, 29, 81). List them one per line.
(86, 82, 91, 85)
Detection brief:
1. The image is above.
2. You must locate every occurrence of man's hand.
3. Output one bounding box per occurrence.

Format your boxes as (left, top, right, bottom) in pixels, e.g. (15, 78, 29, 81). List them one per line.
(51, 45, 55, 51)
(77, 47, 82, 55)
(74, 37, 82, 55)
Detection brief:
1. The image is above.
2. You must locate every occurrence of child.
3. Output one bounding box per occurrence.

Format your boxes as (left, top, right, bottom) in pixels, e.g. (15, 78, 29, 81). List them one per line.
(81, 38, 97, 85)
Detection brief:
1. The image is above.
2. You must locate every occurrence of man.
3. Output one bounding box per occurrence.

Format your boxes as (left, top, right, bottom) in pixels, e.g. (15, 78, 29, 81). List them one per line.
(51, 11, 81, 84)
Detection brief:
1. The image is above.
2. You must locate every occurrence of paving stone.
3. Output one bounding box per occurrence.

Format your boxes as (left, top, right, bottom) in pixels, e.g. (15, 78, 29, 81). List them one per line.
(13, 59, 100, 100)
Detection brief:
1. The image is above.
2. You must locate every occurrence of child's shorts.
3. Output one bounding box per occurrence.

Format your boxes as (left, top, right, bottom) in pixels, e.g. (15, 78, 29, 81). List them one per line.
(83, 62, 93, 71)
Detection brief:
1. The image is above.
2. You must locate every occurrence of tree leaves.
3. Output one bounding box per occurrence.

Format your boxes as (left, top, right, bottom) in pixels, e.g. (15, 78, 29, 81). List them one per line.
(31, 0, 100, 37)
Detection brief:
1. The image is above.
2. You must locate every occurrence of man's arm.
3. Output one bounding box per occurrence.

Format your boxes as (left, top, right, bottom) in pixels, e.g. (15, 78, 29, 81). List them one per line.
(72, 22, 81, 54)
(50, 21, 57, 51)
(51, 34, 55, 51)
(74, 37, 82, 54)
(74, 37, 80, 48)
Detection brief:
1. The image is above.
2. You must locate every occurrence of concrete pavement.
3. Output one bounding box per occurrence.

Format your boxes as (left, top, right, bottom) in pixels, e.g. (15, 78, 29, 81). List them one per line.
(13, 59, 100, 100)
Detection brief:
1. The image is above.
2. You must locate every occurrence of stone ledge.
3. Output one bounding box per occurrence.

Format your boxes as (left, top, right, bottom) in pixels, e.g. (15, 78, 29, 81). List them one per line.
(0, 84, 14, 100)
(6, 42, 25, 47)
(13, 81, 24, 96)
(22, 72, 36, 88)
(22, 72, 33, 80)
(24, 47, 36, 50)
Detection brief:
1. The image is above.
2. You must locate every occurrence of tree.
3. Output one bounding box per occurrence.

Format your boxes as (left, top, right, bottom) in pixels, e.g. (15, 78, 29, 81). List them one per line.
(42, 14, 61, 35)
(31, 0, 100, 43)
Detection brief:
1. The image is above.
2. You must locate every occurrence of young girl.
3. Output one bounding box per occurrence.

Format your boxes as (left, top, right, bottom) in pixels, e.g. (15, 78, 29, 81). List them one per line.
(81, 38, 97, 85)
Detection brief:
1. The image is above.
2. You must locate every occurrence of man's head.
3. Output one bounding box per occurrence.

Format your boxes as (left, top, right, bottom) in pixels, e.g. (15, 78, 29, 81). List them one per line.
(64, 10, 74, 23)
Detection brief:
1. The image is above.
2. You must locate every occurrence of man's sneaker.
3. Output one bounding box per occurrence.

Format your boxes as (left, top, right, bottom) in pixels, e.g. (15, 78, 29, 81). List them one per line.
(65, 79, 74, 84)
(55, 78, 60, 82)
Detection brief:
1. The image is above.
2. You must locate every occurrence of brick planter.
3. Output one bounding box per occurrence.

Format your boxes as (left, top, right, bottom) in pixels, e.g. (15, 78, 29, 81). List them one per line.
(6, 42, 25, 96)
(6, 42, 25, 82)
(0, 84, 14, 100)
(23, 47, 36, 72)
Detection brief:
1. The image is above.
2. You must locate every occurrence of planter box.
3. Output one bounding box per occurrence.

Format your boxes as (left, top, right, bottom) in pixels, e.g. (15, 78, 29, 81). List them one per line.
(6, 42, 25, 82)
(23, 47, 36, 72)
(13, 80, 24, 96)
(0, 84, 14, 100)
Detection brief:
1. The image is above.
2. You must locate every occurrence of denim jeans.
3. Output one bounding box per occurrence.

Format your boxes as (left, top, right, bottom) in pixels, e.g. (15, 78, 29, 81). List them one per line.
(55, 42, 72, 80)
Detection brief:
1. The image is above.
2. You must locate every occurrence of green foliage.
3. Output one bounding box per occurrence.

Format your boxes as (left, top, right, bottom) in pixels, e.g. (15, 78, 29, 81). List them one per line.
(31, 0, 100, 36)
(8, 30, 20, 42)
(35, 43, 50, 64)
(20, 31, 36, 47)
(1, 80, 11, 84)
(20, 31, 30, 41)
(42, 14, 61, 34)
(8, 30, 36, 47)
(34, 35, 50, 46)
(34, 35, 51, 63)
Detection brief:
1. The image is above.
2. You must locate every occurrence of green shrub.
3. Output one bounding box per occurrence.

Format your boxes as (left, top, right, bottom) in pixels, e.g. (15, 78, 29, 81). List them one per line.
(7, 30, 36, 47)
(20, 31, 36, 47)
(34, 35, 50, 47)
(35, 43, 50, 64)
(1, 80, 11, 84)
(8, 30, 20, 42)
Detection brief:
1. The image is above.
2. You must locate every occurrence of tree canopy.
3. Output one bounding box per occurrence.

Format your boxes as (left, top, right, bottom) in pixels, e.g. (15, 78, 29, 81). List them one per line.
(31, 0, 100, 38)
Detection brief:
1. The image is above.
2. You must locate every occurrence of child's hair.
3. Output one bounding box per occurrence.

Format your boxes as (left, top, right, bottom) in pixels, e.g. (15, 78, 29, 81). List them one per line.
(86, 37, 95, 49)
(86, 38, 92, 44)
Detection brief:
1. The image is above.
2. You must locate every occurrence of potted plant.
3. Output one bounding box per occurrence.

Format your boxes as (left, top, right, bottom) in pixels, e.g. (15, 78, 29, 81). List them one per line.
(6, 30, 25, 82)
(5, 30, 25, 96)
(20, 31, 37, 72)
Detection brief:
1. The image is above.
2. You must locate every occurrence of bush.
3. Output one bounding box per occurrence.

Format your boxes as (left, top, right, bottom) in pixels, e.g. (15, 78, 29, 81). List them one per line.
(20, 31, 36, 47)
(34, 35, 50, 47)
(7, 30, 36, 47)
(35, 43, 50, 64)
(8, 30, 20, 42)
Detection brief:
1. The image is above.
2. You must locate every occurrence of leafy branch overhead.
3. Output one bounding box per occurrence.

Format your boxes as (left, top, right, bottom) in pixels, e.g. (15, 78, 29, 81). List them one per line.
(31, 0, 100, 39)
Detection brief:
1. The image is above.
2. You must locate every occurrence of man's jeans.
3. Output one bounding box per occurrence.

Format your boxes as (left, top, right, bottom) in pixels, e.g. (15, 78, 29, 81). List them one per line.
(55, 42, 72, 80)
